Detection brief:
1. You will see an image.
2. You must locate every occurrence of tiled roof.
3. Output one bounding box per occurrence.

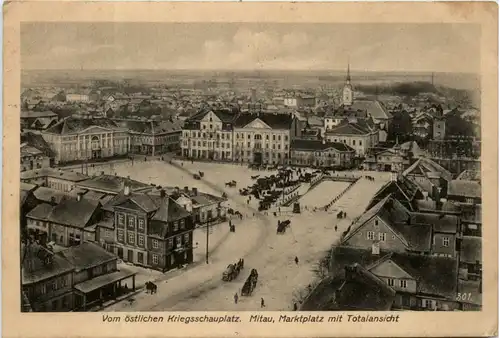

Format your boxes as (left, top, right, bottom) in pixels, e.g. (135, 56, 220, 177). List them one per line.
(49, 196, 100, 228)
(350, 100, 393, 120)
(411, 212, 459, 233)
(44, 117, 125, 135)
(77, 174, 151, 194)
(21, 168, 89, 182)
(234, 113, 293, 130)
(403, 157, 453, 182)
(21, 110, 57, 119)
(447, 180, 481, 199)
(460, 236, 481, 264)
(372, 253, 458, 299)
(32, 187, 71, 204)
(151, 196, 191, 224)
(22, 243, 74, 285)
(113, 119, 183, 134)
(26, 203, 53, 221)
(58, 242, 116, 272)
(291, 139, 355, 152)
(20, 132, 55, 157)
(456, 170, 481, 182)
(325, 120, 374, 136)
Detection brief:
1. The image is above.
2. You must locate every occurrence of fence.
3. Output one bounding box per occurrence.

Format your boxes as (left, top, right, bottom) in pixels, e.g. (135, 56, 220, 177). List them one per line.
(272, 183, 302, 208)
(322, 177, 362, 211)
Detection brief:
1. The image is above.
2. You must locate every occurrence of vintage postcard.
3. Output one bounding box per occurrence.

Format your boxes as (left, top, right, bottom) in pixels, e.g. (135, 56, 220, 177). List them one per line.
(3, 1, 498, 337)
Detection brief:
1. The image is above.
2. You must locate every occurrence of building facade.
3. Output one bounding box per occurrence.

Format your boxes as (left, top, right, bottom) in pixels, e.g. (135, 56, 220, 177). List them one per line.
(42, 117, 131, 164)
(290, 139, 355, 168)
(324, 120, 379, 157)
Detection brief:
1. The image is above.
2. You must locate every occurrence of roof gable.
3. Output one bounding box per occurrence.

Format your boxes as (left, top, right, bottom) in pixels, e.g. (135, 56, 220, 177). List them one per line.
(201, 111, 222, 123)
(243, 117, 272, 129)
(368, 258, 414, 280)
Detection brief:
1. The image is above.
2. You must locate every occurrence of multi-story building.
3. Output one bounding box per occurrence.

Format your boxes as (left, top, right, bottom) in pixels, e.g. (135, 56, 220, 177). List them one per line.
(21, 242, 74, 312)
(58, 242, 136, 311)
(342, 194, 459, 258)
(233, 113, 295, 165)
(113, 118, 183, 155)
(290, 139, 355, 168)
(20, 168, 89, 192)
(324, 119, 379, 157)
(21, 143, 52, 171)
(363, 141, 423, 172)
(181, 109, 298, 165)
(103, 187, 194, 272)
(181, 108, 237, 161)
(42, 117, 131, 164)
(26, 194, 102, 246)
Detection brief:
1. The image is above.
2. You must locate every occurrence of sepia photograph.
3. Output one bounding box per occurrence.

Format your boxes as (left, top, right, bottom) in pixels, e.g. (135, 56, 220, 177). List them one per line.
(3, 2, 498, 337)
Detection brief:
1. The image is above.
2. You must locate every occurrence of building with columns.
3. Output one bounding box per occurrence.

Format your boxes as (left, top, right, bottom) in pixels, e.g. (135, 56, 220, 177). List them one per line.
(42, 117, 131, 164)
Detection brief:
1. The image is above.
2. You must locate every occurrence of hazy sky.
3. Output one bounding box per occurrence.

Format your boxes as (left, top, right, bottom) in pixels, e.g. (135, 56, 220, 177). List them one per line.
(21, 23, 480, 73)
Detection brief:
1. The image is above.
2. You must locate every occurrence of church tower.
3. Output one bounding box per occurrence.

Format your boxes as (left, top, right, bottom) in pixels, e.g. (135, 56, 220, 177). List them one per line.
(342, 62, 354, 106)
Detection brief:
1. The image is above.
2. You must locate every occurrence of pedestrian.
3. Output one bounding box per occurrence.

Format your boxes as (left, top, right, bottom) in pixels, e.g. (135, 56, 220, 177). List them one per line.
(335, 225, 338, 232)
(261, 298, 265, 308)
(293, 303, 298, 311)
(234, 293, 239, 304)
(295, 256, 299, 265)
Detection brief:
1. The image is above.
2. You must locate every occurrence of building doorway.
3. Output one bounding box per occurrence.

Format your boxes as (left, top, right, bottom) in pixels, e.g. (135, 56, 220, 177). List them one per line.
(127, 250, 134, 262)
(384, 164, 392, 172)
(253, 152, 263, 165)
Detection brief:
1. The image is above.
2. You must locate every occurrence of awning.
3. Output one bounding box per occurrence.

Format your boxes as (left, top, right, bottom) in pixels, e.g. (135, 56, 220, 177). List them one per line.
(74, 269, 136, 294)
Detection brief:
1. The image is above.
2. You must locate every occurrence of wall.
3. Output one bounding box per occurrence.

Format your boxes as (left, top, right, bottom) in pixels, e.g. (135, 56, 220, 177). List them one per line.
(432, 233, 456, 258)
(344, 216, 407, 253)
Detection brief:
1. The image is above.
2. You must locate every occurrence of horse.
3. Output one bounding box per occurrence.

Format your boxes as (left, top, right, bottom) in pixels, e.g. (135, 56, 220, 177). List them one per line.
(145, 281, 158, 294)
(251, 175, 260, 180)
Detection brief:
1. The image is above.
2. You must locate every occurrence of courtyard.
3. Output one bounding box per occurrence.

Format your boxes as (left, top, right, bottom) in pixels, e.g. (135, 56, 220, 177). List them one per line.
(69, 160, 389, 311)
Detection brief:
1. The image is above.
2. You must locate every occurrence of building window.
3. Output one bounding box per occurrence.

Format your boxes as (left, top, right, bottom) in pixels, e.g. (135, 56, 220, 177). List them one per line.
(367, 231, 375, 240)
(138, 218, 145, 230)
(40, 284, 46, 295)
(117, 229, 124, 242)
(374, 219, 379, 226)
(51, 280, 58, 291)
(466, 198, 474, 204)
(400, 280, 407, 288)
(168, 238, 174, 249)
(152, 254, 159, 264)
(173, 222, 179, 232)
(152, 239, 159, 249)
(117, 213, 124, 225)
(138, 235, 144, 247)
(423, 299, 433, 309)
(128, 233, 135, 244)
(387, 278, 395, 287)
(379, 233, 386, 242)
(184, 233, 190, 243)
(180, 219, 185, 230)
(443, 237, 450, 247)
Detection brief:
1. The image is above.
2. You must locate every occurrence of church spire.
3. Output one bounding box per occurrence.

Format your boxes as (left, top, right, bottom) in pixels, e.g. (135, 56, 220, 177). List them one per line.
(346, 61, 351, 83)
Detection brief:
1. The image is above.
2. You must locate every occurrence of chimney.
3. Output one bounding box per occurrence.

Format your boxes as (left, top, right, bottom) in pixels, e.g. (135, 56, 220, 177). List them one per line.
(124, 184, 130, 196)
(322, 138, 326, 145)
(184, 186, 189, 194)
(192, 187, 198, 196)
(76, 193, 83, 202)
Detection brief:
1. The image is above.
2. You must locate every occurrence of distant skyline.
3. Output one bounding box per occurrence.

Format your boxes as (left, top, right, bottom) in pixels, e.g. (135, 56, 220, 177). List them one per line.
(21, 23, 480, 73)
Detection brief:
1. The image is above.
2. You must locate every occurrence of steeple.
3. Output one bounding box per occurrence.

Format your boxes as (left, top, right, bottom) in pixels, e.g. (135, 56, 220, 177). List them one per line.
(346, 61, 351, 84)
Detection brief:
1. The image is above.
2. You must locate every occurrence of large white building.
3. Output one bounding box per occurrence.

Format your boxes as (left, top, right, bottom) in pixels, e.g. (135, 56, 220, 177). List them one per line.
(42, 117, 131, 163)
(181, 109, 298, 165)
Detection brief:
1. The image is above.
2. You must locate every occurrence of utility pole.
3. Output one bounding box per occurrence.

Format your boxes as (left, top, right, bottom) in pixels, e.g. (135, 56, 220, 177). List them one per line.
(205, 206, 220, 264)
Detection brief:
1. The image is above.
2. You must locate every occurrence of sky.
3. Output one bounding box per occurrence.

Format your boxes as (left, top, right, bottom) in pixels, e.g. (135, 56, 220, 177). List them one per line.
(21, 23, 480, 73)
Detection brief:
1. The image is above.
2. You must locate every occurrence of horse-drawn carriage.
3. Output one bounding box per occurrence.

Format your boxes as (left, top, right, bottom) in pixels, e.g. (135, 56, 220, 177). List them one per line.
(225, 180, 237, 187)
(222, 259, 244, 281)
(198, 171, 205, 178)
(337, 211, 346, 219)
(193, 174, 201, 180)
(277, 220, 291, 234)
(241, 269, 258, 296)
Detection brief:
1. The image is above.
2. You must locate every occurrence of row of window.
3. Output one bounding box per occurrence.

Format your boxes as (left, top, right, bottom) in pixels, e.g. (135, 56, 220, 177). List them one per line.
(387, 278, 408, 288)
(37, 276, 69, 295)
(366, 230, 451, 247)
(117, 231, 190, 249)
